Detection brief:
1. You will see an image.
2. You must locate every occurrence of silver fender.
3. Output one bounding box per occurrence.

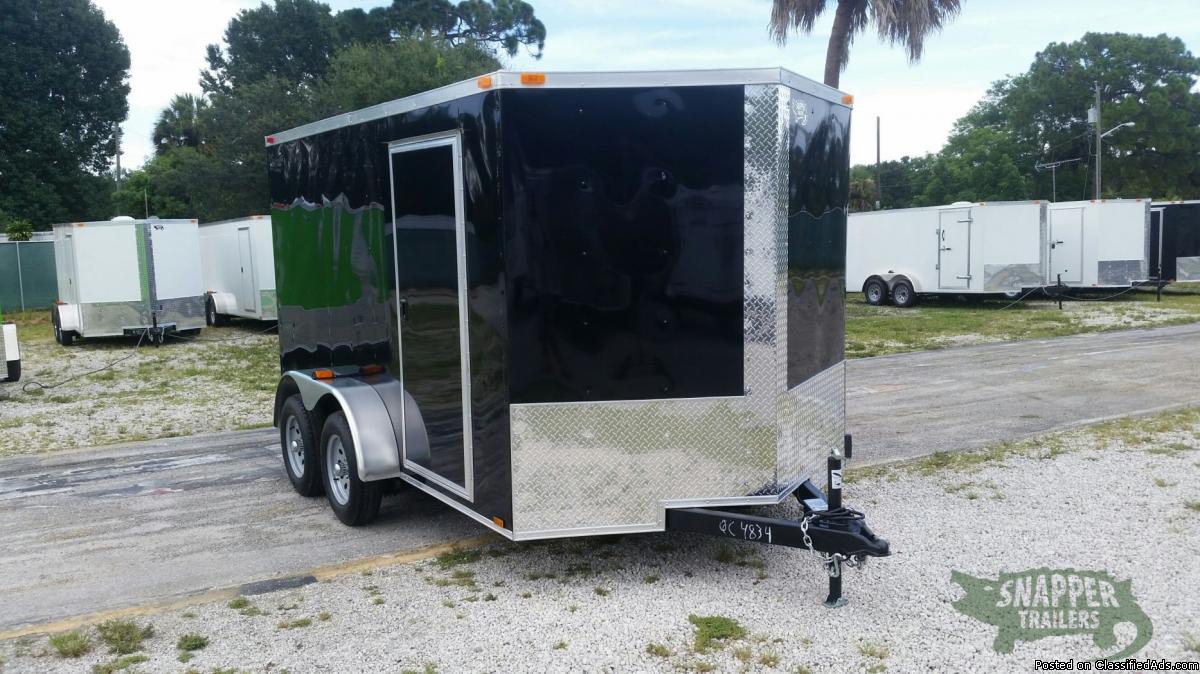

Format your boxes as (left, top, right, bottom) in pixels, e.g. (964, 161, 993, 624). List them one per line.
(282, 371, 403, 482)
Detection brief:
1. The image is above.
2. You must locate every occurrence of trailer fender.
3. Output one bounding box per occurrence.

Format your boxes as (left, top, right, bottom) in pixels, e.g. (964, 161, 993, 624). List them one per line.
(55, 303, 81, 333)
(207, 291, 239, 316)
(887, 273, 923, 294)
(276, 371, 403, 482)
(1, 323, 19, 383)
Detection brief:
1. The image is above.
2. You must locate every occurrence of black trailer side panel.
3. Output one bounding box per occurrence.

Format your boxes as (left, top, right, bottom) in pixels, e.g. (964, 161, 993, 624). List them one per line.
(500, 85, 746, 404)
(268, 91, 513, 525)
(1152, 203, 1200, 281)
(786, 92, 849, 388)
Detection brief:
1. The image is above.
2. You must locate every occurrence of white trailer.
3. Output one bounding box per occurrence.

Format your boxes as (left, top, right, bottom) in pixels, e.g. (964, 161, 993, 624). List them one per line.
(1046, 199, 1150, 288)
(198, 215, 277, 324)
(847, 201, 1047, 307)
(50, 217, 205, 345)
(0, 316, 18, 383)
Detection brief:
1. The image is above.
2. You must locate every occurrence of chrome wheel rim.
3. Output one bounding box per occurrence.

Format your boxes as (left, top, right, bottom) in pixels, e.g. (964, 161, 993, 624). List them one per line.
(285, 416, 305, 477)
(326, 435, 351, 505)
(867, 285, 882, 303)
(895, 287, 910, 304)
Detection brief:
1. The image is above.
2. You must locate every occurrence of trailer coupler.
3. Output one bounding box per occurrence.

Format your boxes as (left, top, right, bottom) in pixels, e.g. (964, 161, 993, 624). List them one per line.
(665, 444, 888, 607)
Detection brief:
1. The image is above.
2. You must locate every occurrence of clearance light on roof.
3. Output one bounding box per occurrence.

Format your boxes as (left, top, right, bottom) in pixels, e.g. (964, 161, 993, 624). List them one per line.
(841, 94, 854, 105)
(477, 75, 493, 89)
(266, 136, 277, 145)
(520, 72, 546, 85)
(359, 364, 385, 376)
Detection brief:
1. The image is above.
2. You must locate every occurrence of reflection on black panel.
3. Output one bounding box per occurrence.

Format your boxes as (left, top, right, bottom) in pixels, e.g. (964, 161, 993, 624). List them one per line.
(393, 144, 466, 488)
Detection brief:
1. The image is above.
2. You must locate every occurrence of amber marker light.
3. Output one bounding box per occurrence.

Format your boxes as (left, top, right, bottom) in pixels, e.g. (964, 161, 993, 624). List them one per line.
(313, 369, 335, 380)
(492, 516, 506, 528)
(477, 75, 494, 89)
(841, 94, 854, 105)
(520, 72, 546, 85)
(359, 364, 385, 376)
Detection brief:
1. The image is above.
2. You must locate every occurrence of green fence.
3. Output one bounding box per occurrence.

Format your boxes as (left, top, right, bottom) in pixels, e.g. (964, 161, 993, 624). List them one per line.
(0, 241, 58, 312)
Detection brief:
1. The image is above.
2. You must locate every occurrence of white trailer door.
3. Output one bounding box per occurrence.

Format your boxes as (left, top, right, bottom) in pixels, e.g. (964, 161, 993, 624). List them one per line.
(1050, 207, 1084, 284)
(237, 227, 257, 313)
(937, 208, 971, 289)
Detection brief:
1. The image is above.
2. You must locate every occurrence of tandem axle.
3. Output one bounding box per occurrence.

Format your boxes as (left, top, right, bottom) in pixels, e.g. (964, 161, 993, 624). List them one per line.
(665, 436, 890, 607)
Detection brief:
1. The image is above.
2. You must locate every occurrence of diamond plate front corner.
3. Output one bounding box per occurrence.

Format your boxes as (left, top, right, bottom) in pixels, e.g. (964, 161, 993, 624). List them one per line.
(779, 360, 845, 491)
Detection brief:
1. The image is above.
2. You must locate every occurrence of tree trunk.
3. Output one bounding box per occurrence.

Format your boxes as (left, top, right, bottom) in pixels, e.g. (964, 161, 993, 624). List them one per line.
(823, 0, 856, 88)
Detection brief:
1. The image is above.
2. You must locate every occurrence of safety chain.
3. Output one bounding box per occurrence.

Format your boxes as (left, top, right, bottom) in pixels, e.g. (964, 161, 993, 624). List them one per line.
(800, 513, 866, 578)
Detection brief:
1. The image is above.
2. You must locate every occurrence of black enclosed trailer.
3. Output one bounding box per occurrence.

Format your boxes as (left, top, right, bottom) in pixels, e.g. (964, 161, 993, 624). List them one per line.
(265, 69, 887, 604)
(1149, 201, 1200, 282)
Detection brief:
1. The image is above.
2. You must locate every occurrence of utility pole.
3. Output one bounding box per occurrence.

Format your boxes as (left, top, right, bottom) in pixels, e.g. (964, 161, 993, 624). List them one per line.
(1093, 82, 1102, 199)
(875, 116, 881, 210)
(113, 122, 122, 184)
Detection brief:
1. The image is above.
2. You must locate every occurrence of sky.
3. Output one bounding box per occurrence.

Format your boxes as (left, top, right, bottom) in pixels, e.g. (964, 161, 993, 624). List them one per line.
(94, 0, 1200, 170)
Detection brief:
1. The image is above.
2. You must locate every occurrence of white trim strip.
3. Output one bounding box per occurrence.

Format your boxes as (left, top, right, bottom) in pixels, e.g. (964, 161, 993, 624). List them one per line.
(398, 473, 512, 539)
(266, 68, 849, 146)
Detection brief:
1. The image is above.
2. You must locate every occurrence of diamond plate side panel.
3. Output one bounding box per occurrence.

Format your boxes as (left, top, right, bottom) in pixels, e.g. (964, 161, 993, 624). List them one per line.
(510, 398, 778, 533)
(508, 85, 798, 536)
(1178, 256, 1200, 281)
(79, 301, 153, 336)
(156, 295, 207, 331)
(779, 360, 845, 491)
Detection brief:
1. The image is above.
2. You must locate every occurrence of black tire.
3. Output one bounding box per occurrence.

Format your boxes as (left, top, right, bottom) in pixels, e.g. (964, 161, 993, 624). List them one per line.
(320, 411, 382, 526)
(863, 278, 888, 306)
(891, 279, 918, 308)
(52, 308, 76, 346)
(205, 296, 227, 327)
(279, 395, 323, 496)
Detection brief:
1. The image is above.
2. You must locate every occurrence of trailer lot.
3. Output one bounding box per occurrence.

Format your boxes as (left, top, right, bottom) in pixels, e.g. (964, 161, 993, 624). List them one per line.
(3, 409, 1198, 673)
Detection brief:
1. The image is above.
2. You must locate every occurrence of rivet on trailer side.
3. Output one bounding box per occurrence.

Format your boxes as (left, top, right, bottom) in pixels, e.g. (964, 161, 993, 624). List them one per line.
(264, 68, 889, 605)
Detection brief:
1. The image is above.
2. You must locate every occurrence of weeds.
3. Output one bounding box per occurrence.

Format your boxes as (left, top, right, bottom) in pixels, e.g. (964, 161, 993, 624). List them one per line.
(96, 619, 153, 654)
(176, 633, 209, 651)
(688, 615, 746, 653)
(644, 574, 660, 584)
(227, 596, 250, 609)
(646, 643, 671, 658)
(593, 587, 610, 597)
(49, 631, 91, 658)
(277, 618, 313, 629)
(435, 548, 481, 569)
(760, 650, 781, 667)
(552, 640, 567, 650)
(858, 641, 890, 659)
(91, 654, 148, 674)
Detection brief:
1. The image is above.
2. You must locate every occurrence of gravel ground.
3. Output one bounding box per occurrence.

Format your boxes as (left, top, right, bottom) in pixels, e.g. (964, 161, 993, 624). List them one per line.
(0, 319, 276, 456)
(4, 414, 1198, 673)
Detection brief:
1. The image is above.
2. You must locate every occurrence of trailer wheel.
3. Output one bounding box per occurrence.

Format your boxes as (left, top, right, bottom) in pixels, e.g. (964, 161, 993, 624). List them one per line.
(279, 395, 322, 497)
(320, 411, 382, 526)
(863, 278, 888, 306)
(51, 307, 75, 346)
(891, 279, 917, 308)
(205, 295, 227, 327)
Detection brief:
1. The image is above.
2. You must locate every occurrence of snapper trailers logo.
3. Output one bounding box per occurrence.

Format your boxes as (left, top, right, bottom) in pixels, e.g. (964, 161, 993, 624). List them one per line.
(951, 568, 1153, 660)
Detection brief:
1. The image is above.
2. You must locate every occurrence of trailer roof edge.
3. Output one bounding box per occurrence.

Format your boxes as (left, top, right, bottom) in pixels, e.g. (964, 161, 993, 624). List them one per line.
(264, 67, 849, 147)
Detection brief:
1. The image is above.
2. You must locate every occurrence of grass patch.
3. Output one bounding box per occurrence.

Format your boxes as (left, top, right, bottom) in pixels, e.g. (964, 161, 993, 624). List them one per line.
(227, 596, 250, 609)
(1185, 500, 1200, 513)
(552, 640, 567, 650)
(49, 631, 92, 658)
(1183, 633, 1200, 654)
(857, 641, 890, 659)
(277, 617, 313, 629)
(759, 650, 781, 667)
(96, 619, 153, 654)
(643, 574, 660, 584)
(593, 586, 610, 597)
(688, 614, 746, 653)
(371, 596, 386, 605)
(175, 633, 209, 651)
(434, 547, 482, 569)
(646, 643, 672, 658)
(91, 654, 148, 674)
(318, 611, 331, 621)
(845, 290, 1200, 359)
(178, 651, 194, 663)
(732, 645, 753, 661)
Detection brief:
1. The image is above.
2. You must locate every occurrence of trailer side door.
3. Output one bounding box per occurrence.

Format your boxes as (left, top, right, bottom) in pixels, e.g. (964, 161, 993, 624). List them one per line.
(1049, 207, 1084, 284)
(937, 208, 971, 289)
(389, 132, 474, 502)
(237, 227, 257, 313)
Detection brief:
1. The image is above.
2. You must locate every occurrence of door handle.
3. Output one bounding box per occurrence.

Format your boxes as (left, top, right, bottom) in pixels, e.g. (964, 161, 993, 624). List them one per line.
(941, 247, 952, 252)
(399, 297, 409, 322)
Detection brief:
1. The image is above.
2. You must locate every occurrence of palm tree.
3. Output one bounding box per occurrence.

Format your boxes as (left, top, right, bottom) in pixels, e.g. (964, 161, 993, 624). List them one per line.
(152, 94, 209, 155)
(769, 0, 961, 88)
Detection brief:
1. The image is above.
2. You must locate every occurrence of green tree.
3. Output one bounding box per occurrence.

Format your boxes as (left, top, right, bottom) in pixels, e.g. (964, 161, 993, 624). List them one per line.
(0, 0, 129, 226)
(768, 0, 961, 87)
(202, 0, 544, 93)
(917, 127, 1029, 205)
(4, 218, 34, 242)
(152, 94, 210, 155)
(959, 32, 1200, 200)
